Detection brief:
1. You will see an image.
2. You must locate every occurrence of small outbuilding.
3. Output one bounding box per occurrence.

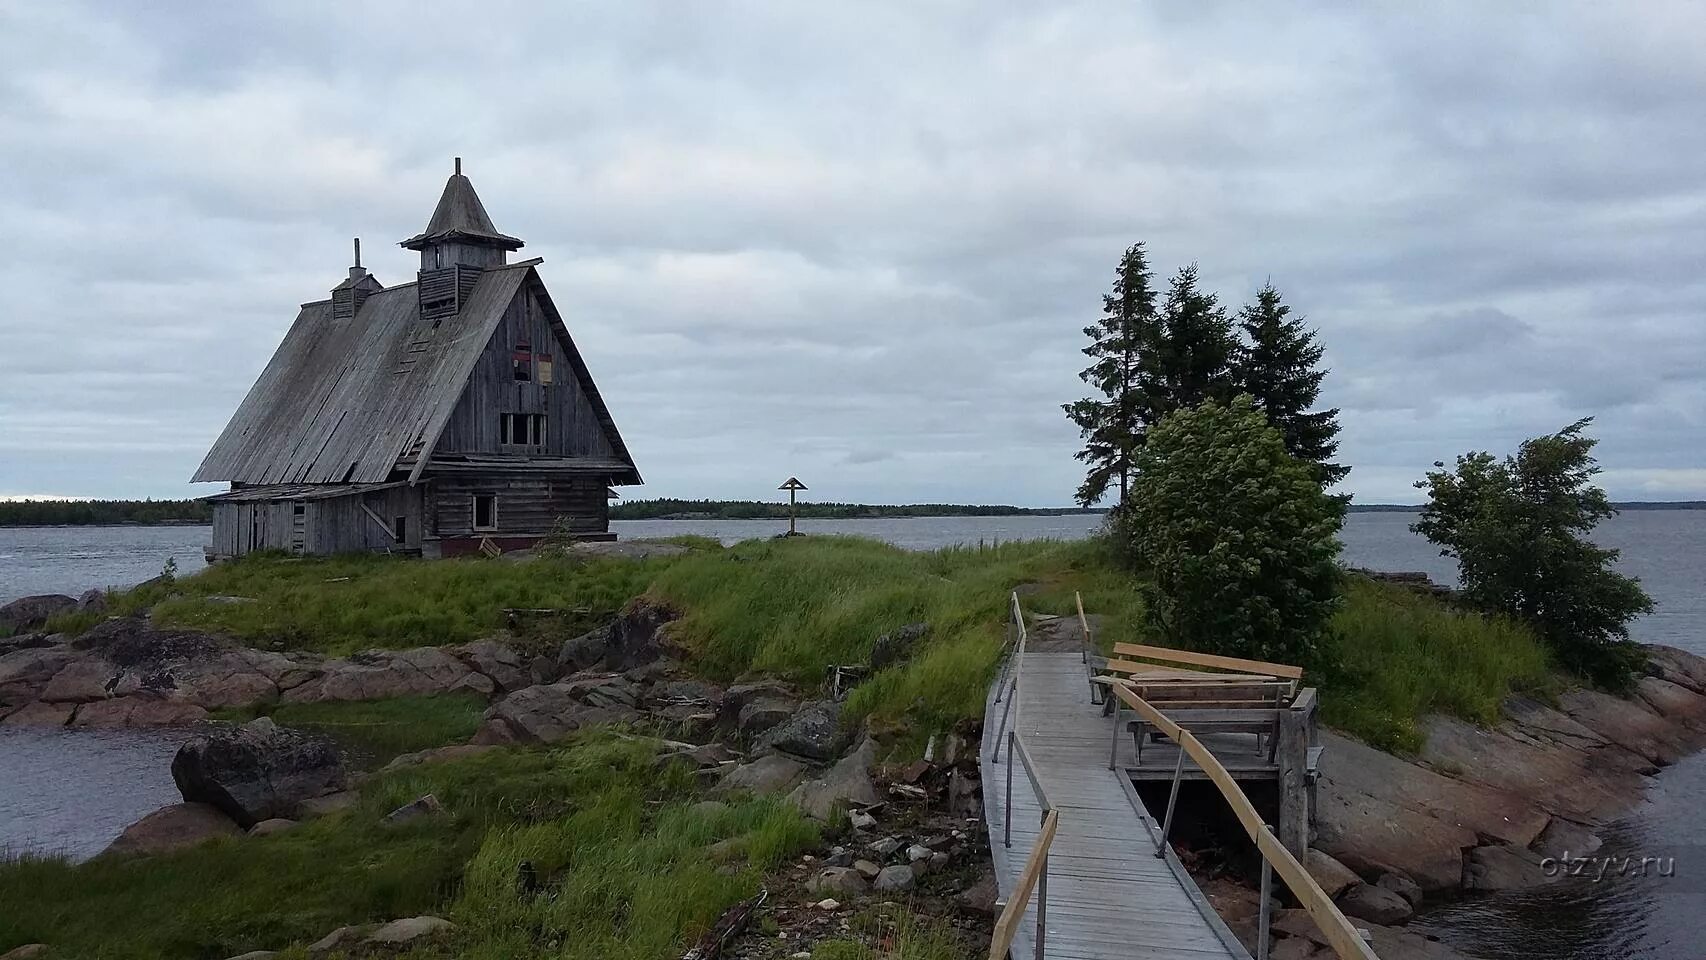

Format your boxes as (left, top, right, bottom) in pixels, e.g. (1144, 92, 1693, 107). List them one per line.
(193, 161, 641, 558)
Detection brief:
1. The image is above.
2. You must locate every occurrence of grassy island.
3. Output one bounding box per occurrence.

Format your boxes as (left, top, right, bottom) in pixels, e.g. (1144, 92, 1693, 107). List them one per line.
(3, 535, 1555, 958)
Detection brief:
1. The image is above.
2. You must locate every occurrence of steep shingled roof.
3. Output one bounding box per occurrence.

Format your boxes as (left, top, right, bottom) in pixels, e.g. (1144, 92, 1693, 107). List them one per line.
(192, 261, 639, 486)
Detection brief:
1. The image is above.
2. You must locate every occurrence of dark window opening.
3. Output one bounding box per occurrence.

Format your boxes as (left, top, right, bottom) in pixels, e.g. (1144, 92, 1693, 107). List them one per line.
(394, 516, 408, 541)
(473, 494, 497, 531)
(500, 413, 547, 446)
(292, 502, 306, 517)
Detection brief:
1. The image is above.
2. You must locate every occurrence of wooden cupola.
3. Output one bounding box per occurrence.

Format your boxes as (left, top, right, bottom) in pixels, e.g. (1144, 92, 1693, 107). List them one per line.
(400, 158, 524, 322)
(330, 238, 384, 321)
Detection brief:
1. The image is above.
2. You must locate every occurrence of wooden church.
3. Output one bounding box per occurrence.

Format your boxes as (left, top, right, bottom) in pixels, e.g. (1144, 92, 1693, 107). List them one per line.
(194, 160, 640, 558)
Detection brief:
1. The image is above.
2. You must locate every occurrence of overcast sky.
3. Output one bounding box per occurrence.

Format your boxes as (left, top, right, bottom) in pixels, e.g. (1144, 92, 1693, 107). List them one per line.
(2, 2, 1702, 506)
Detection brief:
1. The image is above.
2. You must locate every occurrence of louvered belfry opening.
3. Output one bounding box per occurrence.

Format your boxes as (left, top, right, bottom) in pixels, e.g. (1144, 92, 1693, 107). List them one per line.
(401, 159, 524, 324)
(332, 238, 383, 321)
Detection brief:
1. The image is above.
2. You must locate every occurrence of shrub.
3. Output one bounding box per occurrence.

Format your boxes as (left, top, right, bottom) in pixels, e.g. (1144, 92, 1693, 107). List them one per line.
(1126, 396, 1343, 664)
(1413, 418, 1653, 690)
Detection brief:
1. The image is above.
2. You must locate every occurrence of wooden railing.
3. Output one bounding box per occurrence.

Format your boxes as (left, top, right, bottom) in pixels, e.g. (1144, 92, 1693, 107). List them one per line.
(988, 593, 1058, 960)
(1105, 681, 1379, 960)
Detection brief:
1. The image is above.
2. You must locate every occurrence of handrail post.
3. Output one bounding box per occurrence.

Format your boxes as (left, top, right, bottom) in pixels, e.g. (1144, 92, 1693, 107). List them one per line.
(1034, 825, 1049, 960)
(1156, 743, 1187, 857)
(1257, 830, 1274, 960)
(1004, 731, 1016, 849)
(1108, 695, 1121, 771)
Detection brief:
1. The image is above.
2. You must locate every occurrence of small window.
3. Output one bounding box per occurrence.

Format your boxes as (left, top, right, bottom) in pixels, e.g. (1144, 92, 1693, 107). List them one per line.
(393, 516, 408, 541)
(473, 494, 497, 531)
(513, 342, 532, 381)
(531, 413, 547, 445)
(500, 413, 546, 446)
(291, 502, 306, 517)
(537, 354, 554, 385)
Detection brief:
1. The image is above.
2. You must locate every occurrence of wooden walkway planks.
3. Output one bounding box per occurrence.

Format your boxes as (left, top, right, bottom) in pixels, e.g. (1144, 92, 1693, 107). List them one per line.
(982, 651, 1250, 960)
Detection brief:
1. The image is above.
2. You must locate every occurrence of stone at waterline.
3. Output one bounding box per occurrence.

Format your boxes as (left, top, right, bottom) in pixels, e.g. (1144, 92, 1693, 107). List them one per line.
(104, 802, 243, 856)
(172, 717, 347, 828)
(77, 588, 107, 612)
(1376, 870, 1424, 908)
(72, 695, 208, 728)
(1, 700, 76, 727)
(1304, 848, 1361, 898)
(1336, 882, 1413, 925)
(1464, 842, 1555, 891)
(0, 645, 78, 698)
(0, 594, 76, 633)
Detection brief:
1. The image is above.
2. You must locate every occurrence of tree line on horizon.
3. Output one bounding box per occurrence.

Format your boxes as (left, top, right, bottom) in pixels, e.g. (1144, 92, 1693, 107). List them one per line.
(0, 498, 211, 526)
(609, 499, 1100, 520)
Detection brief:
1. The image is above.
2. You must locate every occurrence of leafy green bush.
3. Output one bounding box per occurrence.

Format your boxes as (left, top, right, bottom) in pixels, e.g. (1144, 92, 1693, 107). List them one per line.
(1125, 396, 1343, 664)
(1414, 419, 1652, 689)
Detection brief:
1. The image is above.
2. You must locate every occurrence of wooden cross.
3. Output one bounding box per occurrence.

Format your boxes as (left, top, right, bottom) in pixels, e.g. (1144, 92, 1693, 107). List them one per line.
(778, 477, 808, 536)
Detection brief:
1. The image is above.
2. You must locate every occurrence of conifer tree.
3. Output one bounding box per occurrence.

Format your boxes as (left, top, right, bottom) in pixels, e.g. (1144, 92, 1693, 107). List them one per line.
(1234, 282, 1348, 485)
(1064, 243, 1158, 507)
(1139, 265, 1239, 416)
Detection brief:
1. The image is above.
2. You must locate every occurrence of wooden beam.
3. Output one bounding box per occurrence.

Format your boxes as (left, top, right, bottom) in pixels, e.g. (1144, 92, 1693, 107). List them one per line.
(1099, 660, 1280, 682)
(1111, 642, 1305, 680)
(1074, 590, 1094, 649)
(360, 503, 400, 542)
(988, 809, 1059, 960)
(1108, 684, 1376, 960)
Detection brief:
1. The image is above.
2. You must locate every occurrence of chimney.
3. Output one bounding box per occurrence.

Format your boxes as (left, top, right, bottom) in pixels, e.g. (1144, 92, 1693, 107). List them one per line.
(331, 237, 383, 321)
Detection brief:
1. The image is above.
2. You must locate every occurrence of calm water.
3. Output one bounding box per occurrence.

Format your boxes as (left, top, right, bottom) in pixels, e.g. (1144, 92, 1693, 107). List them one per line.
(2, 512, 1703, 958)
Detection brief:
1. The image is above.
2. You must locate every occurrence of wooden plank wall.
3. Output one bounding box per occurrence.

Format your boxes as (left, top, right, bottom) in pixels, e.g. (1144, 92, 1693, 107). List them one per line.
(308, 488, 423, 553)
(211, 502, 296, 556)
(431, 473, 608, 537)
(433, 288, 617, 459)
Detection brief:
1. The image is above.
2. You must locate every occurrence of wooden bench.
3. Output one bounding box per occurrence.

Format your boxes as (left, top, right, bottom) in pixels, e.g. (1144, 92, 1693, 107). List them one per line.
(1090, 643, 1305, 762)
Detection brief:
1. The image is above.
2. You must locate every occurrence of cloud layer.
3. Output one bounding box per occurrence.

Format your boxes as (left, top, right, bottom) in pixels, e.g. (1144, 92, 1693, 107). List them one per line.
(2, 2, 1702, 504)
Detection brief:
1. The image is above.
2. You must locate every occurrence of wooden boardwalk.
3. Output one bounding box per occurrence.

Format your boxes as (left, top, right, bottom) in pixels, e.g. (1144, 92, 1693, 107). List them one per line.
(982, 650, 1250, 960)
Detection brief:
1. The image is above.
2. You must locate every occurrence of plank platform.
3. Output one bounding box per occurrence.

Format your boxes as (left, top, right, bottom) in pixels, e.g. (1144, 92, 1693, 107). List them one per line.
(982, 651, 1251, 960)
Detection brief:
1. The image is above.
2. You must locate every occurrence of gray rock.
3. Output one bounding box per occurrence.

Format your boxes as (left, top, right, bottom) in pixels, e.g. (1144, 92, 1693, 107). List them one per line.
(715, 754, 809, 796)
(283, 646, 485, 703)
(482, 681, 642, 744)
(295, 789, 359, 818)
(1465, 843, 1554, 891)
(249, 818, 297, 836)
(382, 743, 497, 771)
(807, 866, 868, 897)
(224, 952, 276, 960)
(172, 718, 347, 828)
(690, 800, 729, 818)
(847, 808, 877, 831)
(600, 599, 680, 670)
(906, 844, 932, 862)
(756, 699, 849, 761)
(1305, 848, 1361, 898)
(1531, 816, 1603, 860)
(0, 645, 79, 703)
(41, 657, 136, 703)
(382, 793, 444, 825)
(204, 595, 257, 605)
(366, 915, 456, 944)
(1269, 937, 1323, 960)
(559, 674, 639, 709)
(0, 594, 76, 634)
(873, 864, 915, 892)
(871, 622, 928, 671)
(956, 871, 999, 915)
(1377, 871, 1424, 908)
(306, 925, 375, 954)
(1, 946, 49, 960)
(738, 697, 796, 736)
(1363, 922, 1490, 960)
(853, 859, 881, 879)
(72, 696, 208, 727)
(453, 639, 531, 693)
(869, 836, 905, 857)
(558, 627, 610, 673)
(650, 679, 723, 707)
(1336, 882, 1413, 925)
(788, 736, 880, 820)
(1, 701, 76, 727)
(77, 588, 108, 612)
(104, 802, 242, 856)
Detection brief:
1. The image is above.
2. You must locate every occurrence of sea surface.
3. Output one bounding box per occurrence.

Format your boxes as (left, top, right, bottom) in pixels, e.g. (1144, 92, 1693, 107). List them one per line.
(2, 513, 1703, 958)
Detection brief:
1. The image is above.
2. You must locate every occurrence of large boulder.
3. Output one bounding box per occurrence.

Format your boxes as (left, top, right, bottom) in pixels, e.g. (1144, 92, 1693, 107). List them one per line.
(789, 736, 881, 819)
(1634, 676, 1706, 727)
(757, 699, 849, 760)
(1646, 644, 1706, 696)
(0, 595, 76, 634)
(557, 599, 680, 673)
(282, 647, 488, 703)
(1336, 882, 1413, 925)
(172, 717, 347, 828)
(1304, 848, 1361, 898)
(452, 640, 531, 693)
(104, 802, 242, 856)
(715, 754, 809, 796)
(1428, 705, 1652, 823)
(0, 644, 79, 706)
(1552, 688, 1693, 769)
(1464, 843, 1554, 891)
(1, 700, 76, 726)
(481, 680, 641, 744)
(71, 616, 225, 664)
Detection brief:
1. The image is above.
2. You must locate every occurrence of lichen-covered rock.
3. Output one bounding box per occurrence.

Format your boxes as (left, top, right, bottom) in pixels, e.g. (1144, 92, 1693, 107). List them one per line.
(281, 647, 485, 703)
(737, 697, 796, 737)
(172, 717, 347, 828)
(482, 681, 641, 744)
(104, 802, 242, 856)
(0, 594, 76, 633)
(757, 699, 848, 760)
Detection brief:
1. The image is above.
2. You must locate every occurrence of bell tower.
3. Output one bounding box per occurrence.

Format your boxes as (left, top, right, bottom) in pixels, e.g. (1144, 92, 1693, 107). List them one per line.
(399, 159, 524, 321)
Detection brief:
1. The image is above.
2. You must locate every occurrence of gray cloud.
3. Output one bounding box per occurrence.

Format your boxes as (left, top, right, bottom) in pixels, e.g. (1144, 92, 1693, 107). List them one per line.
(1, 1, 1702, 504)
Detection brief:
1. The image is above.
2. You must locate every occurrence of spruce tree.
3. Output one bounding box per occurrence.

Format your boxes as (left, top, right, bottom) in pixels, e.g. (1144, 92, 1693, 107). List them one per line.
(1139, 265, 1238, 416)
(1234, 282, 1348, 485)
(1064, 243, 1158, 507)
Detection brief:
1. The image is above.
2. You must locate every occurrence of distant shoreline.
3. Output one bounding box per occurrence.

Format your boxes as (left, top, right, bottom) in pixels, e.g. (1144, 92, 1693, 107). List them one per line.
(1, 500, 1701, 528)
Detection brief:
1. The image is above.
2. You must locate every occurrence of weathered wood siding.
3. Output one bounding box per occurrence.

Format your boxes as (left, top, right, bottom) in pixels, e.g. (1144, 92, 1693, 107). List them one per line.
(212, 488, 423, 558)
(210, 502, 296, 556)
(434, 287, 617, 459)
(429, 473, 608, 538)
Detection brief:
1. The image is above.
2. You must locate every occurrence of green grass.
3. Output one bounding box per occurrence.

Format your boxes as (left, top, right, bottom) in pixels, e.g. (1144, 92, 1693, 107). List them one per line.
(1319, 576, 1555, 752)
(0, 732, 819, 960)
(211, 693, 488, 767)
(51, 552, 662, 656)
